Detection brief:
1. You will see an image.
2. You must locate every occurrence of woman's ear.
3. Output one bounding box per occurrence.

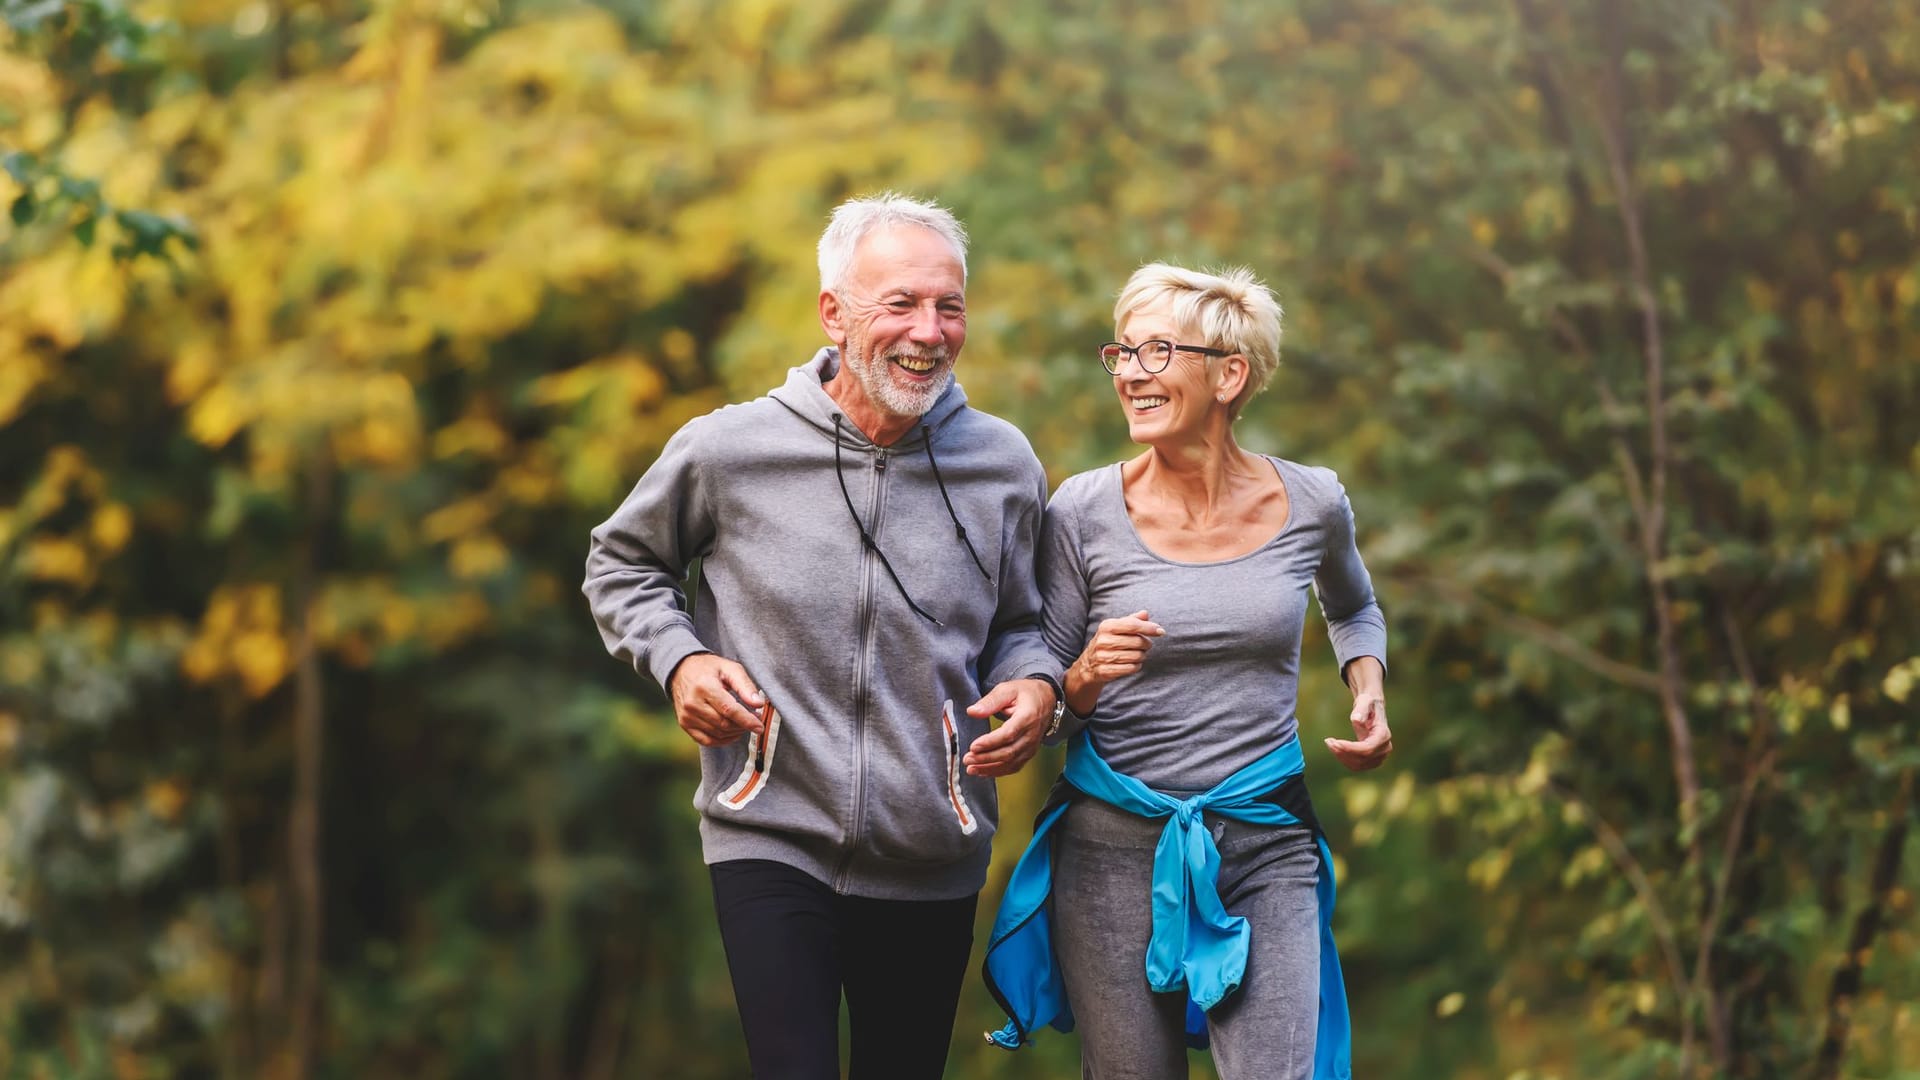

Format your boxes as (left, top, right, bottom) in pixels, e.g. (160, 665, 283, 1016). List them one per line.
(1215, 353, 1250, 405)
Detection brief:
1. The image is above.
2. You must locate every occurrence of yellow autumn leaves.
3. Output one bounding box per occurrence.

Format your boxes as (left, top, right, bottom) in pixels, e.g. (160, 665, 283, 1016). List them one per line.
(178, 579, 496, 697)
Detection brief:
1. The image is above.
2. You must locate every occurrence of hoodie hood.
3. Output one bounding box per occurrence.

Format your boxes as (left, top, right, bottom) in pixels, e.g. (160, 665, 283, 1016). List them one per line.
(769, 347, 970, 449)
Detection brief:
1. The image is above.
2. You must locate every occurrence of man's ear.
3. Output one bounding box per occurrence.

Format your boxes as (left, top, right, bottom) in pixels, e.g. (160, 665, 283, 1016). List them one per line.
(819, 290, 848, 346)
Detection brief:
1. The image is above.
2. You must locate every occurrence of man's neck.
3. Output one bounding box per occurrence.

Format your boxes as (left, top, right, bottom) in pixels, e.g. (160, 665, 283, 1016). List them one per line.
(823, 366, 918, 446)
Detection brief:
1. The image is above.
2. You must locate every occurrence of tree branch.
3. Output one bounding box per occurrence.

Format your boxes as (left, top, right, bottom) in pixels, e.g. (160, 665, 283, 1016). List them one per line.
(1547, 781, 1693, 1013)
(1395, 571, 1665, 694)
(1590, 0, 1703, 873)
(1811, 767, 1915, 1079)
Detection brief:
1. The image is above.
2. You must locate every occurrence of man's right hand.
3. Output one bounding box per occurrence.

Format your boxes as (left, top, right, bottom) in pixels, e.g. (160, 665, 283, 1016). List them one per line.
(668, 653, 768, 747)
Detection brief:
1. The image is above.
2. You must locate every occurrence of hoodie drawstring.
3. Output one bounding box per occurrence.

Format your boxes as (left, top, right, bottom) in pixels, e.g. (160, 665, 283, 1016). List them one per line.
(830, 415, 997, 625)
(921, 423, 996, 587)
(834, 415, 943, 625)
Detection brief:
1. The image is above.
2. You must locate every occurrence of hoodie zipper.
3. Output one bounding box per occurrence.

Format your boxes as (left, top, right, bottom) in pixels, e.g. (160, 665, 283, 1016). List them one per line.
(835, 445, 890, 890)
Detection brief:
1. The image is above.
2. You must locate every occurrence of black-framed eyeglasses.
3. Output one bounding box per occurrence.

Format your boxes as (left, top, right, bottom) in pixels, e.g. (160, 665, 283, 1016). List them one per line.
(1098, 339, 1231, 375)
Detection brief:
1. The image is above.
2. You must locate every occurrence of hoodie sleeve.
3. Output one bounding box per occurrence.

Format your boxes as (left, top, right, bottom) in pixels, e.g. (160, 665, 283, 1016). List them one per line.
(978, 458, 1065, 696)
(1312, 469, 1388, 682)
(582, 421, 717, 693)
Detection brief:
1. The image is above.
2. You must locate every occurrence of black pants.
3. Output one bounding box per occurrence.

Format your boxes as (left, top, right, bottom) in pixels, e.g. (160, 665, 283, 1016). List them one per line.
(709, 859, 977, 1080)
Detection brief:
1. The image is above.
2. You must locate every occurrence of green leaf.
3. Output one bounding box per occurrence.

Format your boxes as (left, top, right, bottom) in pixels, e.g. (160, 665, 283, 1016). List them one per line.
(56, 175, 100, 207)
(1, 149, 37, 185)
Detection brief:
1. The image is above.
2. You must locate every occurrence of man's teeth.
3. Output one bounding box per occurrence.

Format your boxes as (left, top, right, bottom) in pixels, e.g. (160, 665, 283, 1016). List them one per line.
(895, 356, 937, 373)
(1132, 396, 1168, 410)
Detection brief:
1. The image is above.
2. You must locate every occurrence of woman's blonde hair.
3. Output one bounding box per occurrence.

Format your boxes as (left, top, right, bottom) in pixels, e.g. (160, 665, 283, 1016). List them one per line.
(1114, 263, 1282, 418)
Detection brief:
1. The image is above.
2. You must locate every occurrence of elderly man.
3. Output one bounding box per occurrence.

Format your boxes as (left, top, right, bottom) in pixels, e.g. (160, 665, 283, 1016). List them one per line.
(584, 193, 1064, 1079)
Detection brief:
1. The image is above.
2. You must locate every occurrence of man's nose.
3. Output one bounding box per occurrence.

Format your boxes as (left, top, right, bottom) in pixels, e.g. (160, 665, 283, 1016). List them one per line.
(908, 305, 945, 344)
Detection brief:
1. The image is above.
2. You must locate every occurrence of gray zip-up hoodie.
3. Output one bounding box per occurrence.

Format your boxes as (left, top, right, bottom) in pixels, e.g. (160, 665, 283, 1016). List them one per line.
(583, 348, 1061, 900)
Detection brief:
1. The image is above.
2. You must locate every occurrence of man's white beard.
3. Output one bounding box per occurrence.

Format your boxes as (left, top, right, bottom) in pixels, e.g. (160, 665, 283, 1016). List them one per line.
(844, 340, 953, 418)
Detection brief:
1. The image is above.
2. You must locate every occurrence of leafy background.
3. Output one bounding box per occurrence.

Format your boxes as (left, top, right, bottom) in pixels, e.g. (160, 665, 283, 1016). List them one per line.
(2, 0, 1915, 1077)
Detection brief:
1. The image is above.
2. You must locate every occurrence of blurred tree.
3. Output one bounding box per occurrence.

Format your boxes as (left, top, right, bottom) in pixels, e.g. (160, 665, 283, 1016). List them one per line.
(2, 0, 1914, 1078)
(923, 1, 1920, 1076)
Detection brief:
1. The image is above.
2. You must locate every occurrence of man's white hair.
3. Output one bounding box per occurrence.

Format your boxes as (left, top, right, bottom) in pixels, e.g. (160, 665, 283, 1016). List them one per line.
(817, 192, 969, 294)
(1114, 263, 1283, 419)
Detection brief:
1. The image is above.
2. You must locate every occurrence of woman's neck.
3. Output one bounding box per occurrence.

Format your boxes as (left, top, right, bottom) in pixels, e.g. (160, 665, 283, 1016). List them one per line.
(1127, 431, 1260, 519)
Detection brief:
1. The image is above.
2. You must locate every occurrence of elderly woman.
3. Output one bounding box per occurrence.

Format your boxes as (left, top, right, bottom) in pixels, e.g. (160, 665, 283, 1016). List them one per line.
(984, 263, 1391, 1079)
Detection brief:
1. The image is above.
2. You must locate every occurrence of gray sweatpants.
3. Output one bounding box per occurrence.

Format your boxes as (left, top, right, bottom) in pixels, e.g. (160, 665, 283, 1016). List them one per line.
(1052, 798, 1322, 1080)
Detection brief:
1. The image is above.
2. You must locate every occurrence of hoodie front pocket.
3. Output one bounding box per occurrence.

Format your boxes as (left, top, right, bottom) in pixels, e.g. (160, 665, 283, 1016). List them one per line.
(940, 699, 979, 836)
(861, 700, 994, 864)
(716, 703, 781, 810)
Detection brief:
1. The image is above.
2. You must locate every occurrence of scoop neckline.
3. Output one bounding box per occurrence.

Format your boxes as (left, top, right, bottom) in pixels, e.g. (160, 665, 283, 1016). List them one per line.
(1110, 455, 1298, 568)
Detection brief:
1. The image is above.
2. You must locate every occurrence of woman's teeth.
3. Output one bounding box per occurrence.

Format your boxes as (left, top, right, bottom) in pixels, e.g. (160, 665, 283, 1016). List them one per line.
(1132, 396, 1168, 410)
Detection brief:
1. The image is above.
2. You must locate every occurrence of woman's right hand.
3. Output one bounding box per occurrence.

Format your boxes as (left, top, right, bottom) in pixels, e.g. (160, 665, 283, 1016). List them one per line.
(1066, 611, 1165, 712)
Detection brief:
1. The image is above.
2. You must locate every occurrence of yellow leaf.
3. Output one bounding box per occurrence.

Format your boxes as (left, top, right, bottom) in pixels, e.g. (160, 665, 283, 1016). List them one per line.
(1366, 73, 1406, 107)
(1436, 992, 1465, 1018)
(421, 497, 495, 544)
(500, 462, 555, 505)
(144, 779, 189, 822)
(661, 329, 697, 364)
(1468, 848, 1512, 890)
(241, 584, 282, 626)
(180, 639, 223, 684)
(1884, 659, 1919, 704)
(200, 589, 241, 636)
(187, 384, 248, 448)
(1384, 772, 1415, 817)
(167, 339, 221, 405)
(450, 534, 508, 580)
(0, 342, 49, 427)
(91, 504, 133, 553)
(1344, 780, 1380, 817)
(377, 599, 418, 643)
(432, 416, 509, 461)
(22, 537, 90, 584)
(231, 630, 290, 698)
(421, 590, 490, 648)
(1895, 272, 1919, 309)
(351, 416, 418, 468)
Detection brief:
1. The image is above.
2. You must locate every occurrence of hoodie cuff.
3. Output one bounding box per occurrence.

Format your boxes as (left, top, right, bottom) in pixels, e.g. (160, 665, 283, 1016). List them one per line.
(987, 653, 1065, 692)
(646, 623, 713, 694)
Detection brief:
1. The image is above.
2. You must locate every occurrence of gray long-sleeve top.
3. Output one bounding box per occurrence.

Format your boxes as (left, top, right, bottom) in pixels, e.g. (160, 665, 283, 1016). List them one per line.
(1039, 456, 1387, 791)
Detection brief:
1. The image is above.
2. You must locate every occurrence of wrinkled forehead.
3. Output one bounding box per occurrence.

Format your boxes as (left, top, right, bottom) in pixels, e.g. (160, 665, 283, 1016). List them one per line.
(848, 225, 967, 295)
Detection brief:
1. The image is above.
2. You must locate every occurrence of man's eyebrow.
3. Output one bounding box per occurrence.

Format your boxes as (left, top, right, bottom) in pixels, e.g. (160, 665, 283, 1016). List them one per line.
(881, 289, 966, 304)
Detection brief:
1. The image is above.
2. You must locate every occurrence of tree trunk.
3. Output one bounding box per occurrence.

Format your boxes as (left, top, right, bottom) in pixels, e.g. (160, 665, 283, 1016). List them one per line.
(286, 454, 333, 1077)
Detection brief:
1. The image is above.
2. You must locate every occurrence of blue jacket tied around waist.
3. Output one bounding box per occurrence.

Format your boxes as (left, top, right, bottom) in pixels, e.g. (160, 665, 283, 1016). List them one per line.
(982, 730, 1351, 1080)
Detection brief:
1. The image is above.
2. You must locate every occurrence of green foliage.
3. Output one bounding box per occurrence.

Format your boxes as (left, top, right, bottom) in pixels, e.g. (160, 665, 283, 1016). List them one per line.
(1, 0, 1915, 1077)
(2, 0, 195, 258)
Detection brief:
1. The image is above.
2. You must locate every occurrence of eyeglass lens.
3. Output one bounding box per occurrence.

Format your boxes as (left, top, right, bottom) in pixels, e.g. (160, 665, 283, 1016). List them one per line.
(1099, 340, 1174, 374)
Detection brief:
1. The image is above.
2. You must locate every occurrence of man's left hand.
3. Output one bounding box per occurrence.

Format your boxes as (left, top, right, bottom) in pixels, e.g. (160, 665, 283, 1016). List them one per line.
(962, 678, 1055, 778)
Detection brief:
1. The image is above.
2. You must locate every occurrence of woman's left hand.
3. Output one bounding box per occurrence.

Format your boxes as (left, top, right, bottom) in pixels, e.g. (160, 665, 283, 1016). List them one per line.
(1327, 657, 1392, 771)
